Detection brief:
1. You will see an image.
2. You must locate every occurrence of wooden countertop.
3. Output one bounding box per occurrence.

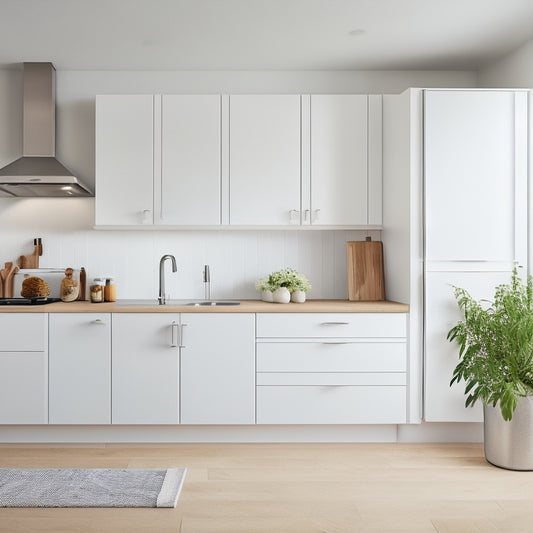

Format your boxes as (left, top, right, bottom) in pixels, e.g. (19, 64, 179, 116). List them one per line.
(0, 299, 409, 313)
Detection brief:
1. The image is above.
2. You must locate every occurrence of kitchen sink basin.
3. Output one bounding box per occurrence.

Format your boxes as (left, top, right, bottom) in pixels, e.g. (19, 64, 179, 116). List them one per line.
(184, 301, 240, 306)
(115, 299, 240, 306)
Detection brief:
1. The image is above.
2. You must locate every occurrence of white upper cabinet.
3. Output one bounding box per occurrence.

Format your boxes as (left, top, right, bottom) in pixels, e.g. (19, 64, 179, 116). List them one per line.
(307, 95, 370, 225)
(95, 93, 382, 228)
(229, 95, 302, 225)
(424, 90, 527, 263)
(95, 95, 154, 226)
(157, 95, 222, 225)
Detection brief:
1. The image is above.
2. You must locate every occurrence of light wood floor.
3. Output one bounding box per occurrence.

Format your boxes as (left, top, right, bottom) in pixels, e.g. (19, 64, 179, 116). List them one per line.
(0, 442, 532, 532)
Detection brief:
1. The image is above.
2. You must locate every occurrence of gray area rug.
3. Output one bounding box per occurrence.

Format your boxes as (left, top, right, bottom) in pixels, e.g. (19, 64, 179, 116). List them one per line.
(0, 467, 186, 508)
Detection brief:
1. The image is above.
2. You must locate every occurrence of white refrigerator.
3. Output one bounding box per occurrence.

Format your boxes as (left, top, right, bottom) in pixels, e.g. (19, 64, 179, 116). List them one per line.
(423, 89, 528, 422)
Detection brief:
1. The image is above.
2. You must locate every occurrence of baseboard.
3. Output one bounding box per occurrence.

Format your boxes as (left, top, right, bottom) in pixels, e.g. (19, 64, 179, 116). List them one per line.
(0, 425, 398, 443)
(0, 423, 484, 443)
(397, 422, 483, 443)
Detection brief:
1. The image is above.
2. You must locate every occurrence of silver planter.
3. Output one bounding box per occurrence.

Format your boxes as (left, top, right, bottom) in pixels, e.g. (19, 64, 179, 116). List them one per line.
(484, 396, 533, 470)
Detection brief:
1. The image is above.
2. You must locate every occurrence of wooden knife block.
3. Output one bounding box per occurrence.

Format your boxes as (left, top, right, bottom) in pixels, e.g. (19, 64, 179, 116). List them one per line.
(347, 241, 385, 301)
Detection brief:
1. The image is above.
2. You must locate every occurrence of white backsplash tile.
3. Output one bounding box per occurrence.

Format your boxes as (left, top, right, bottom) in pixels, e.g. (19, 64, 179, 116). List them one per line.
(0, 198, 378, 300)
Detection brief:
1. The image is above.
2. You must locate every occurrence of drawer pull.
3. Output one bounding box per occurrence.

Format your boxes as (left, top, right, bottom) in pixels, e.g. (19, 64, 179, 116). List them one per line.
(321, 342, 350, 345)
(92, 319, 105, 325)
(170, 321, 178, 347)
(179, 323, 188, 348)
(320, 322, 349, 326)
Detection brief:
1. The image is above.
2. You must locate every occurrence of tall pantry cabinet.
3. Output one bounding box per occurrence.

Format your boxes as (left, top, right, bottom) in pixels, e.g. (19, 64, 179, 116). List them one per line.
(382, 89, 529, 424)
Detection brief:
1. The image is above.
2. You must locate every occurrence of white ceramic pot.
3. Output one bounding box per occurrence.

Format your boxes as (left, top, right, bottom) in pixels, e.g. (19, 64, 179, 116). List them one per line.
(261, 290, 274, 302)
(272, 287, 291, 304)
(291, 290, 306, 303)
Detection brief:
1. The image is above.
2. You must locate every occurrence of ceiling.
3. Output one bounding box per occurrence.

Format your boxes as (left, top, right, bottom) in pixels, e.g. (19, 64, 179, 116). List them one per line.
(1, 0, 533, 71)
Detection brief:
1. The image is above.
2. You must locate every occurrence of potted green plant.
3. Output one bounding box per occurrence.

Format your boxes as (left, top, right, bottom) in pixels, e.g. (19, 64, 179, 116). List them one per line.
(447, 266, 533, 470)
(255, 269, 311, 304)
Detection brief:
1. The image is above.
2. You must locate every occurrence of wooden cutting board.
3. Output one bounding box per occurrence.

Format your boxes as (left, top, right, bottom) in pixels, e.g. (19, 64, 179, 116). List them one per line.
(0, 262, 19, 298)
(347, 241, 385, 301)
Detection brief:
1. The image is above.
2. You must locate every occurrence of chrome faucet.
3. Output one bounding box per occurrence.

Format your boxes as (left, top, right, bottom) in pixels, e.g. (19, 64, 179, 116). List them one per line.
(158, 254, 177, 305)
(203, 265, 211, 301)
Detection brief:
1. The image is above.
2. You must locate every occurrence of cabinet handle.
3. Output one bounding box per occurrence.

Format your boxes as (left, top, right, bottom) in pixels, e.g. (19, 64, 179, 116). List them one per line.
(141, 209, 152, 224)
(179, 323, 188, 348)
(321, 342, 350, 345)
(320, 322, 349, 326)
(304, 209, 310, 222)
(312, 209, 321, 223)
(171, 321, 179, 347)
(92, 319, 105, 325)
(288, 209, 300, 224)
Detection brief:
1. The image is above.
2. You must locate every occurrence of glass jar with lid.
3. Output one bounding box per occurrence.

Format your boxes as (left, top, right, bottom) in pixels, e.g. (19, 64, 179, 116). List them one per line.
(90, 278, 105, 303)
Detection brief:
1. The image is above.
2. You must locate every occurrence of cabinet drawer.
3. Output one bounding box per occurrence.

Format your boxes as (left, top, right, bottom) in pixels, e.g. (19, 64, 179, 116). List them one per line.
(256, 313, 406, 338)
(257, 373, 406, 386)
(257, 385, 406, 424)
(0, 313, 47, 352)
(257, 341, 406, 372)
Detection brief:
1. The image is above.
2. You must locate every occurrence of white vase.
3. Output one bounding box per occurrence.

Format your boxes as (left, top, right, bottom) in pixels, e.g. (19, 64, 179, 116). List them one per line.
(261, 290, 274, 302)
(272, 287, 291, 304)
(291, 290, 306, 303)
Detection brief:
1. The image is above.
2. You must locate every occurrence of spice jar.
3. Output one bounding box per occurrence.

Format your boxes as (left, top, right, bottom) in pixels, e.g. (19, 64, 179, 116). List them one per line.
(104, 278, 116, 302)
(90, 278, 105, 303)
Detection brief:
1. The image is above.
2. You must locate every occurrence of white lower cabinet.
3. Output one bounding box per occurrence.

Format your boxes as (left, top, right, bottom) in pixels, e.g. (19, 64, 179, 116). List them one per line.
(257, 386, 406, 424)
(49, 314, 111, 424)
(0, 314, 48, 424)
(112, 313, 181, 424)
(256, 313, 407, 424)
(0, 310, 409, 427)
(111, 313, 256, 425)
(180, 314, 255, 424)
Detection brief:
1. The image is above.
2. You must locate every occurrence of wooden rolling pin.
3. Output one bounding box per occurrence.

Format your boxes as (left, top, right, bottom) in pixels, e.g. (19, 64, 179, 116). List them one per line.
(0, 262, 19, 298)
(18, 238, 43, 269)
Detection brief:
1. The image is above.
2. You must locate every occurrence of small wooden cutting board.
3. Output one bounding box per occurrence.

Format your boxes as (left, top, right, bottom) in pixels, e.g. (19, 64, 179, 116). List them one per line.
(347, 241, 385, 301)
(0, 262, 19, 298)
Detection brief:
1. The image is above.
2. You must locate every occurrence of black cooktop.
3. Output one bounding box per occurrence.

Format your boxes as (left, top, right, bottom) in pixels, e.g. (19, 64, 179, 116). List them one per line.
(0, 297, 62, 306)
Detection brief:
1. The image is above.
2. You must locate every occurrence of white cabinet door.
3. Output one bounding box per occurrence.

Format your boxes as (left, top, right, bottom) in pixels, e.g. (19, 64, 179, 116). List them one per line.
(112, 313, 180, 424)
(424, 90, 527, 262)
(229, 95, 301, 225)
(180, 313, 255, 424)
(0, 313, 48, 424)
(158, 95, 221, 225)
(0, 352, 48, 424)
(309, 95, 368, 226)
(49, 314, 111, 424)
(424, 270, 513, 422)
(0, 313, 46, 351)
(95, 95, 154, 226)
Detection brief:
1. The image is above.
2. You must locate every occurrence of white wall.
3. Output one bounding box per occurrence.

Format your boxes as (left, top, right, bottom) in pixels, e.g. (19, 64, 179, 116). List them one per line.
(0, 198, 378, 299)
(479, 37, 533, 88)
(0, 68, 477, 300)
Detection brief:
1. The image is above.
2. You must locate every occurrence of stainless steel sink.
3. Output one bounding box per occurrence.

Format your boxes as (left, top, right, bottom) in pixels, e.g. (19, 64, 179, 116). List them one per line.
(184, 301, 240, 306)
(115, 299, 240, 306)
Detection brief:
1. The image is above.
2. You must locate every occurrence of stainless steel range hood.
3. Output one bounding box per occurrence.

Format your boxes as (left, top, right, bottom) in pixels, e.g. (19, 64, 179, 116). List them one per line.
(0, 63, 93, 197)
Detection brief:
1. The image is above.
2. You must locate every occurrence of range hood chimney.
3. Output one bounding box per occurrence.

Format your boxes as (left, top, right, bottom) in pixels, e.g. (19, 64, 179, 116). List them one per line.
(0, 63, 93, 197)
